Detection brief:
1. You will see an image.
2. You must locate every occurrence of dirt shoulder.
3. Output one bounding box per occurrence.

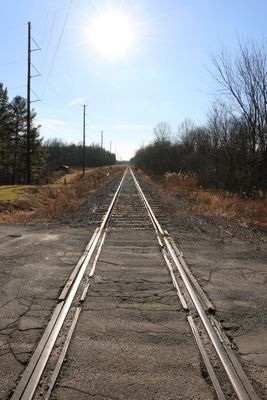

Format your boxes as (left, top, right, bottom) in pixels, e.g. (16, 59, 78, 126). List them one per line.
(0, 166, 124, 224)
(145, 170, 267, 232)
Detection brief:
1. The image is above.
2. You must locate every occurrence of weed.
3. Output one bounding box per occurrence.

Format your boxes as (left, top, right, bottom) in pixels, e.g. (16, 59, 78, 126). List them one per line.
(142, 170, 267, 229)
(0, 166, 123, 223)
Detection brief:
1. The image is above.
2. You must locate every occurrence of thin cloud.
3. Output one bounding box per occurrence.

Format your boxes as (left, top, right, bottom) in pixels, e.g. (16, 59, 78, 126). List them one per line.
(36, 119, 66, 136)
(67, 97, 87, 107)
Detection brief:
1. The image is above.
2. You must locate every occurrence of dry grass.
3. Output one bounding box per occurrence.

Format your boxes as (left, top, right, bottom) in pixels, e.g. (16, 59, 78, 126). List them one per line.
(144, 170, 267, 230)
(0, 166, 123, 223)
(189, 190, 267, 228)
(163, 172, 198, 193)
(54, 169, 84, 185)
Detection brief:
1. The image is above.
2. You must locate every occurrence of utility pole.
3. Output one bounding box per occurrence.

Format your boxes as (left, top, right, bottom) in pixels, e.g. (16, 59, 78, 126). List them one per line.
(110, 140, 112, 153)
(26, 21, 31, 185)
(82, 105, 86, 176)
(26, 21, 41, 185)
(101, 130, 103, 148)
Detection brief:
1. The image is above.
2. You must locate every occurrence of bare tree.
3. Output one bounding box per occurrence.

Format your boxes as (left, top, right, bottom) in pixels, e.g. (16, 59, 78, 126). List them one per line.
(176, 118, 195, 142)
(153, 122, 172, 143)
(211, 39, 267, 190)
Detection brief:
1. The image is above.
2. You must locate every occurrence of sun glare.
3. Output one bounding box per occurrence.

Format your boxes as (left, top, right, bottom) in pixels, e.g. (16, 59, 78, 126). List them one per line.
(89, 10, 135, 58)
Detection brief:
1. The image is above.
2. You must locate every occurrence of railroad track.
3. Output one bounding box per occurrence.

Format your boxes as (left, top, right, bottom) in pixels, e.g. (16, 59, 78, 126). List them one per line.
(10, 167, 260, 400)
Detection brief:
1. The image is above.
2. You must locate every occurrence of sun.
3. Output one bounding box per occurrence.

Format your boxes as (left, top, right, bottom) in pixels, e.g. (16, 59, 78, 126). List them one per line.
(88, 10, 135, 58)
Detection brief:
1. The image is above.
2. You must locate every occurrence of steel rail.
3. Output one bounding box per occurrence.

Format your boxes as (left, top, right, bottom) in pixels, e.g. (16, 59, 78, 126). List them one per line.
(44, 228, 107, 400)
(211, 316, 260, 400)
(130, 168, 260, 400)
(44, 307, 81, 400)
(58, 227, 100, 301)
(164, 231, 215, 313)
(188, 316, 226, 400)
(155, 232, 188, 310)
(11, 167, 128, 400)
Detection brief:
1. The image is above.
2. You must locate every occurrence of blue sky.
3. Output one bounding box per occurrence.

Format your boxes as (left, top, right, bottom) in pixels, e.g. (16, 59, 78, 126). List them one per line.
(1, 0, 267, 160)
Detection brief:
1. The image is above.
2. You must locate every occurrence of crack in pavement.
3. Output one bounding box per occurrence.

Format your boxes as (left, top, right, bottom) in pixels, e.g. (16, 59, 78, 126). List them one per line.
(84, 307, 179, 312)
(17, 326, 43, 332)
(201, 270, 214, 285)
(17, 297, 32, 308)
(57, 385, 120, 400)
(112, 327, 178, 335)
(8, 341, 28, 366)
(0, 298, 17, 309)
(98, 260, 122, 267)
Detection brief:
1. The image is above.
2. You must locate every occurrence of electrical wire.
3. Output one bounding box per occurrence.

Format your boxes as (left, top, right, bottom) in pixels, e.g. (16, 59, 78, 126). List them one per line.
(41, 12, 49, 47)
(41, 12, 57, 71)
(42, 0, 74, 97)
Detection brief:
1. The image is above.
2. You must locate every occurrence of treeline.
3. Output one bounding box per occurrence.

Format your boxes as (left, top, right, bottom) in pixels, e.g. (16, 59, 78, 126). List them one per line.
(0, 81, 116, 185)
(0, 83, 46, 185)
(133, 116, 266, 193)
(45, 139, 116, 170)
(133, 40, 267, 194)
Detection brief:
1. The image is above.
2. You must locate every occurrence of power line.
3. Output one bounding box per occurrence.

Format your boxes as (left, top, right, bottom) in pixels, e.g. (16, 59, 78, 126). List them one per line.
(31, 64, 41, 78)
(30, 88, 41, 103)
(41, 12, 49, 47)
(41, 12, 56, 71)
(42, 0, 73, 97)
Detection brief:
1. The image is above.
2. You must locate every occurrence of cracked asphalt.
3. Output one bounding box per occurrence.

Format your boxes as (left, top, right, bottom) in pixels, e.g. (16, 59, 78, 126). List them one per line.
(0, 224, 95, 399)
(172, 231, 267, 396)
(52, 229, 214, 400)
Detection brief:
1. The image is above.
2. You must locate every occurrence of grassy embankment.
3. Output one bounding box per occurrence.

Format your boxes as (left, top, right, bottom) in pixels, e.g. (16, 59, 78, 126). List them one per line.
(0, 166, 123, 223)
(143, 171, 267, 231)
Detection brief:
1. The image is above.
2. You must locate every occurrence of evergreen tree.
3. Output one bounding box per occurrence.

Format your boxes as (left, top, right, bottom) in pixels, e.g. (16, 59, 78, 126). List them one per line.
(9, 96, 27, 184)
(0, 82, 46, 185)
(0, 83, 12, 183)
